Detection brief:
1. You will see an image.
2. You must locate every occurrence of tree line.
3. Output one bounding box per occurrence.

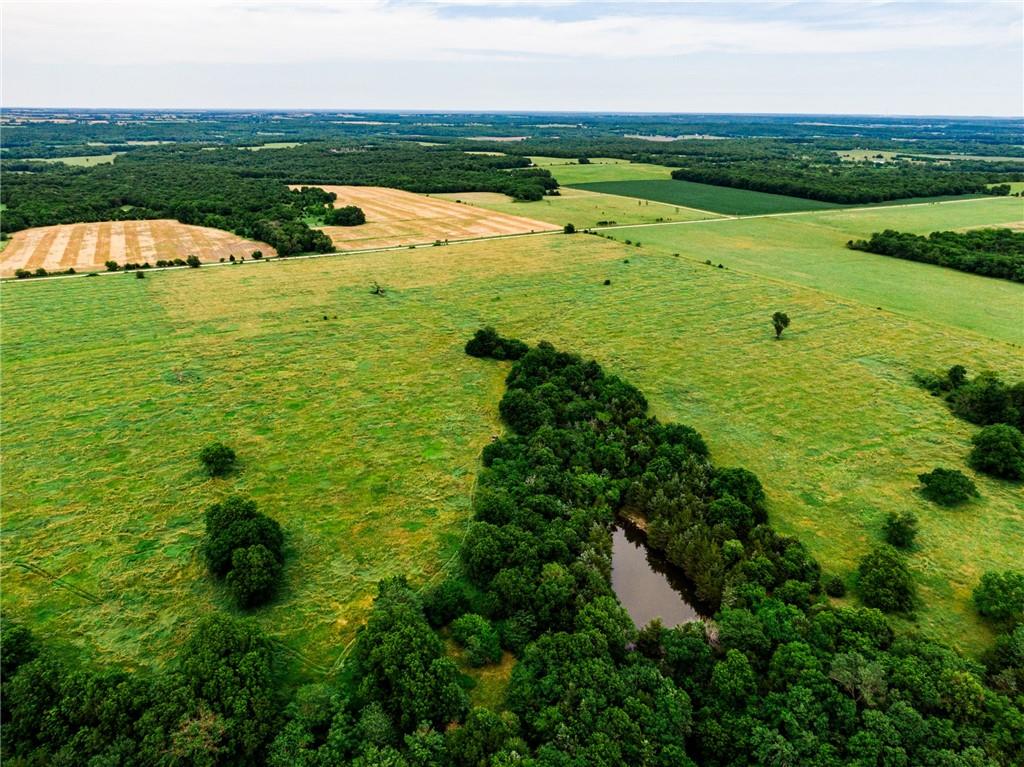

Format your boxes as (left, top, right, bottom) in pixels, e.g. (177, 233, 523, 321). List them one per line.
(849, 228, 1024, 283)
(669, 160, 1010, 204)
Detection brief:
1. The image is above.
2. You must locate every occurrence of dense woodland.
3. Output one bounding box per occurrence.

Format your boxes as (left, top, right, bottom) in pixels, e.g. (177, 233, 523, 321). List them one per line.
(3, 337, 1022, 766)
(849, 229, 1024, 282)
(0, 144, 556, 255)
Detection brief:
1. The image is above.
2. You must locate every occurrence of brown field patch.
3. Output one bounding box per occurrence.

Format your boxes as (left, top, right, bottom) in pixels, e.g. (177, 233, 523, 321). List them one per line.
(294, 185, 557, 251)
(1, 220, 277, 276)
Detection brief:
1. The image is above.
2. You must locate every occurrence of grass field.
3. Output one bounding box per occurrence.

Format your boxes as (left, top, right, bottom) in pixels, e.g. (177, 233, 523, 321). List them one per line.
(300, 185, 556, 249)
(3, 200, 1021, 676)
(242, 142, 303, 150)
(0, 219, 277, 276)
(604, 197, 1024, 344)
(433, 188, 722, 228)
(539, 159, 674, 185)
(571, 179, 842, 215)
(36, 153, 122, 166)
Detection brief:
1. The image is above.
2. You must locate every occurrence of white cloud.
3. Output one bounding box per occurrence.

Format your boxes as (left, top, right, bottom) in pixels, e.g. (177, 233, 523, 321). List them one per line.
(3, 0, 1020, 67)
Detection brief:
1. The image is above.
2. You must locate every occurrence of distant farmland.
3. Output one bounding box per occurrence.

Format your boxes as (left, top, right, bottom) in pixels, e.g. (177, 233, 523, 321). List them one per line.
(571, 178, 991, 217)
(570, 179, 842, 215)
(0, 219, 276, 275)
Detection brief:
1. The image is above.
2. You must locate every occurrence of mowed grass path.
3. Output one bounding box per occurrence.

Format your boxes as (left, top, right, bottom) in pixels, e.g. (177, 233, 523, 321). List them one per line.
(2, 219, 1021, 671)
(606, 197, 1024, 344)
(432, 188, 722, 229)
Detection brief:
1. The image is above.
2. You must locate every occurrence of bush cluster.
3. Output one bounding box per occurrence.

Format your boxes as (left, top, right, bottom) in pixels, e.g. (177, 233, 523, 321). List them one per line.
(918, 467, 980, 506)
(325, 204, 366, 226)
(203, 495, 284, 608)
(464, 326, 528, 361)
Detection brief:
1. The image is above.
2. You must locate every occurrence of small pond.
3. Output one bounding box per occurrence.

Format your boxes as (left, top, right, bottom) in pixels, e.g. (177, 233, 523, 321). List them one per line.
(610, 521, 705, 629)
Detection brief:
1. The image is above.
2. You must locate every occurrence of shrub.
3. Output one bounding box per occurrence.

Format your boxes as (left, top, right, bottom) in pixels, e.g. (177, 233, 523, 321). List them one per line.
(251, 250, 263, 259)
(973, 571, 1024, 626)
(199, 441, 236, 477)
(226, 544, 283, 608)
(105, 260, 120, 272)
(771, 311, 790, 339)
(918, 468, 979, 506)
(14, 269, 32, 279)
(825, 576, 847, 598)
(882, 511, 918, 549)
(969, 424, 1024, 479)
(326, 205, 366, 226)
(563, 223, 576, 234)
(135, 271, 145, 279)
(857, 545, 916, 613)
(34, 267, 48, 277)
(451, 613, 501, 666)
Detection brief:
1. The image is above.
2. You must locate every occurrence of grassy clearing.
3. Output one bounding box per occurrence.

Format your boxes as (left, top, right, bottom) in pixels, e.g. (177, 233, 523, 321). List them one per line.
(605, 197, 1024, 344)
(541, 160, 674, 185)
(571, 179, 840, 215)
(241, 142, 303, 151)
(3, 212, 1021, 673)
(36, 153, 122, 166)
(433, 188, 722, 228)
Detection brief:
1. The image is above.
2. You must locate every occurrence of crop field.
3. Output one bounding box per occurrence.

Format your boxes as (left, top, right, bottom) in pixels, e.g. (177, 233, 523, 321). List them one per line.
(301, 185, 557, 249)
(0, 219, 277, 275)
(604, 197, 1024, 344)
(570, 178, 842, 215)
(433, 187, 722, 228)
(3, 202, 1022, 675)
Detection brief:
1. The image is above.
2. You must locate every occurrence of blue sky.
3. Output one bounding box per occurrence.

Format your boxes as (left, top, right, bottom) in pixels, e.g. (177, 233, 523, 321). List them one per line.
(3, 1, 1021, 115)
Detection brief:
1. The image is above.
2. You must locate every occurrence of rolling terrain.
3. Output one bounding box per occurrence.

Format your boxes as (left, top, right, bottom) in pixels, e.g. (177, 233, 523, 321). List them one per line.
(3, 193, 1021, 675)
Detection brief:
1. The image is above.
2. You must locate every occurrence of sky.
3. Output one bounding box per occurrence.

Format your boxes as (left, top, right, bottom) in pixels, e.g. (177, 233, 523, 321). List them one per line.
(3, 1, 1022, 116)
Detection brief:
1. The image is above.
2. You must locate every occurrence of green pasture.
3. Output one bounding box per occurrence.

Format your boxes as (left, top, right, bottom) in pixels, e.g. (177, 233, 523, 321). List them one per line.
(570, 179, 989, 216)
(540, 159, 673, 185)
(3, 204, 1022, 676)
(605, 197, 1024, 344)
(432, 188, 722, 228)
(571, 179, 841, 215)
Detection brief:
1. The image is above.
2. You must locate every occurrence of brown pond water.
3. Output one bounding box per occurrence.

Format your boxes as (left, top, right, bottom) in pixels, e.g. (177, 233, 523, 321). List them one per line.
(610, 521, 705, 629)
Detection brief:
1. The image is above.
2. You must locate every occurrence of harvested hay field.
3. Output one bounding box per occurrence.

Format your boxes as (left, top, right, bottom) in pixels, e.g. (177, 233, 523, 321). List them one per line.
(1, 220, 276, 275)
(297, 185, 557, 250)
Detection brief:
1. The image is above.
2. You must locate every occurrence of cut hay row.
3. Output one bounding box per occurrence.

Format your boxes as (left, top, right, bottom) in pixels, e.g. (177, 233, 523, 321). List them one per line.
(293, 185, 557, 250)
(1, 220, 277, 276)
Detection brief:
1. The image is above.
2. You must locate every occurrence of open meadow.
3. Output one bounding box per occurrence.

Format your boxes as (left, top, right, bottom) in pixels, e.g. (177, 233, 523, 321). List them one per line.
(3, 196, 1022, 677)
(432, 187, 722, 228)
(605, 196, 1024, 344)
(0, 219, 277, 275)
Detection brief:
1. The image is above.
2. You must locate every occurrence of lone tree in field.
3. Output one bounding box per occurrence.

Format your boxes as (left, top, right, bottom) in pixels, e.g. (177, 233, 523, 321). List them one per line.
(199, 442, 236, 477)
(202, 495, 285, 608)
(771, 311, 791, 339)
(564, 223, 576, 234)
(186, 254, 201, 268)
